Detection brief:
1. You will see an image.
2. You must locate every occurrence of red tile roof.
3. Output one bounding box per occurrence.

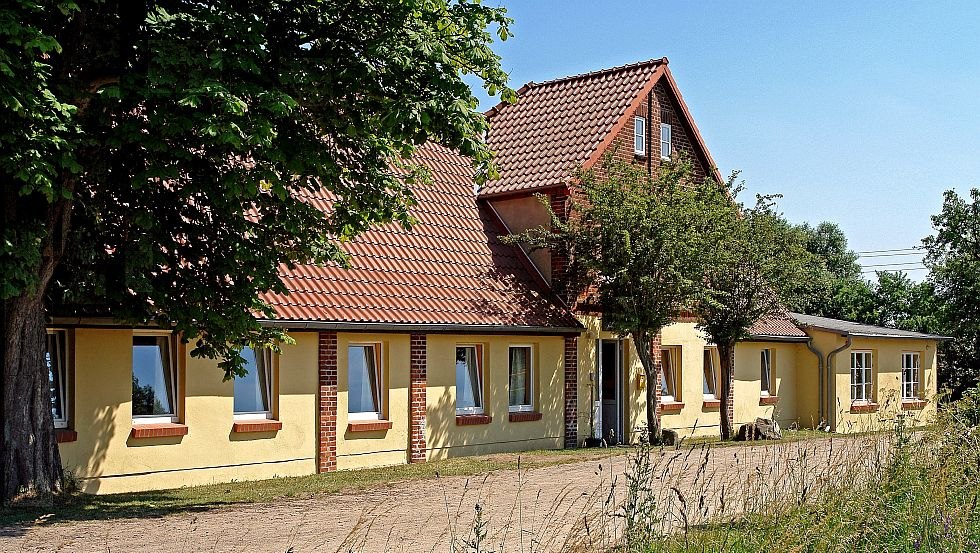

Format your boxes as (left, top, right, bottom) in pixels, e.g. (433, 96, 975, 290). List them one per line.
(480, 59, 667, 197)
(261, 142, 580, 331)
(748, 314, 808, 339)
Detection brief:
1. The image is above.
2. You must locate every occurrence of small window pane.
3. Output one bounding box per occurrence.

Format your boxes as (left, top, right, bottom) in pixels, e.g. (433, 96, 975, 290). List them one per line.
(760, 350, 772, 394)
(634, 117, 645, 155)
(456, 346, 482, 411)
(47, 331, 68, 425)
(235, 347, 271, 414)
(660, 123, 671, 158)
(509, 347, 532, 408)
(349, 345, 381, 415)
(660, 348, 676, 400)
(702, 348, 717, 396)
(132, 335, 175, 417)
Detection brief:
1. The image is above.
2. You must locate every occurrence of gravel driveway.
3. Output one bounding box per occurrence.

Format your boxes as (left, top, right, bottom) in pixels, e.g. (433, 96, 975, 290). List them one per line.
(1, 435, 882, 553)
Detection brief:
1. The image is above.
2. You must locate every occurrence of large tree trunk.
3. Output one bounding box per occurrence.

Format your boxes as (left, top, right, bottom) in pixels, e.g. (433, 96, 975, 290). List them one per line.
(2, 292, 63, 504)
(632, 330, 661, 443)
(718, 340, 736, 440)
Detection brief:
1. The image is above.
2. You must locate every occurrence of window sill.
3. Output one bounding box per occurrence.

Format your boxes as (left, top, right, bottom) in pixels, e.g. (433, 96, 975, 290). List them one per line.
(456, 414, 492, 426)
(130, 423, 188, 439)
(55, 429, 77, 443)
(902, 399, 928, 410)
(660, 401, 684, 413)
(232, 420, 283, 433)
(702, 399, 720, 409)
(759, 396, 780, 406)
(509, 411, 543, 423)
(850, 402, 879, 414)
(347, 420, 393, 432)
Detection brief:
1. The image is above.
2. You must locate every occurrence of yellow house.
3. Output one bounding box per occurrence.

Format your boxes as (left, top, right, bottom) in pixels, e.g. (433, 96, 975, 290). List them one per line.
(46, 59, 946, 494)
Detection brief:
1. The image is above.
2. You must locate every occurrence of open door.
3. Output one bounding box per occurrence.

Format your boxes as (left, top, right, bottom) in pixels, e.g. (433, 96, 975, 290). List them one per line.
(597, 339, 624, 443)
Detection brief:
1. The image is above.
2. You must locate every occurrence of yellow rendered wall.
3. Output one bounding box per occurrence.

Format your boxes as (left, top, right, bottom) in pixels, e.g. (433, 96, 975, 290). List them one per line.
(733, 342, 809, 428)
(576, 317, 815, 440)
(59, 329, 319, 494)
(425, 334, 564, 459)
(335, 333, 411, 470)
(822, 332, 939, 433)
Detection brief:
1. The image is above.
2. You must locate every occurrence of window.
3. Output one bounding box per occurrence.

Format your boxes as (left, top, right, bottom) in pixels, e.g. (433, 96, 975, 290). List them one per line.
(456, 345, 484, 414)
(132, 334, 179, 423)
(659, 347, 680, 402)
(660, 123, 672, 159)
(850, 351, 873, 403)
(633, 116, 646, 156)
(703, 347, 718, 399)
(47, 330, 69, 429)
(902, 352, 921, 400)
(348, 344, 383, 420)
(760, 349, 773, 396)
(509, 345, 534, 412)
(234, 347, 274, 419)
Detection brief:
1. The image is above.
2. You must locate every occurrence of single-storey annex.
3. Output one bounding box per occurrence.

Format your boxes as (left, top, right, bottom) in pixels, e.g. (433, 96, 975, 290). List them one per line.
(46, 59, 946, 494)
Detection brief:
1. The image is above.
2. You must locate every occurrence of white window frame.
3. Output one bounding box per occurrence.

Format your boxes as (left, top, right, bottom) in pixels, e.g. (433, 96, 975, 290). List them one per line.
(660, 346, 680, 403)
(703, 346, 719, 400)
(850, 351, 874, 404)
(47, 329, 70, 429)
(233, 346, 276, 421)
(132, 330, 180, 425)
(901, 352, 921, 400)
(660, 122, 672, 160)
(760, 349, 773, 397)
(633, 116, 646, 156)
(455, 344, 485, 415)
(347, 343, 385, 421)
(508, 344, 535, 413)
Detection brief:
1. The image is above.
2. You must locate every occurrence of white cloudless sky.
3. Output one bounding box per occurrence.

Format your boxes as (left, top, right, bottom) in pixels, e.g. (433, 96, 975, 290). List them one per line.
(468, 1, 980, 277)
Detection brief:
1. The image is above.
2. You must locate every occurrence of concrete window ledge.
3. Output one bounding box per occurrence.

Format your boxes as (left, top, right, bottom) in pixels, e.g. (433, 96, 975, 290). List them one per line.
(130, 423, 188, 439)
(850, 402, 879, 414)
(660, 402, 684, 413)
(901, 400, 928, 410)
(508, 411, 543, 423)
(55, 429, 77, 443)
(347, 420, 393, 433)
(702, 399, 721, 409)
(759, 396, 780, 406)
(232, 420, 283, 433)
(455, 414, 492, 426)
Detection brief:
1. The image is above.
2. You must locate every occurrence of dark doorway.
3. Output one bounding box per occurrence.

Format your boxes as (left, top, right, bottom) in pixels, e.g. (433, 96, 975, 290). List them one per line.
(598, 339, 624, 443)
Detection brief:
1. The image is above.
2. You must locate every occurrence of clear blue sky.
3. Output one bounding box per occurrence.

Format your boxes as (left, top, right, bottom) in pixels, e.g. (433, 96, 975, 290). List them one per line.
(470, 1, 980, 278)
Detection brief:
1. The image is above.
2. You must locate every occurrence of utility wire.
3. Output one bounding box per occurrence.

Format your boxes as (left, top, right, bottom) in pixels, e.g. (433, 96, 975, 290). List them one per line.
(860, 261, 927, 269)
(854, 247, 923, 255)
(856, 251, 925, 259)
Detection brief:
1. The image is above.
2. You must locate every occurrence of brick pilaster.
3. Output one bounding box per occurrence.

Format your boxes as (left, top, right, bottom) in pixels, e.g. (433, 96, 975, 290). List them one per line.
(318, 331, 338, 472)
(563, 336, 578, 448)
(651, 333, 663, 418)
(409, 333, 427, 463)
(550, 191, 571, 306)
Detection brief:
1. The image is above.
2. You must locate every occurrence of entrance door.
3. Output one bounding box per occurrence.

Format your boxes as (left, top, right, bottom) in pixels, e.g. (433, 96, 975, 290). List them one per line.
(598, 339, 624, 443)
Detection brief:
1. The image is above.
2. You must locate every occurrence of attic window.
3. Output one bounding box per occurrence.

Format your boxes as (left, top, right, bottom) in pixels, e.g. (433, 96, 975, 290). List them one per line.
(633, 117, 646, 156)
(660, 123, 672, 160)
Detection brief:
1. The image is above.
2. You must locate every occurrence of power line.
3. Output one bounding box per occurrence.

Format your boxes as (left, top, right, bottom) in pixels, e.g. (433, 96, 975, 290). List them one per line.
(861, 261, 925, 269)
(856, 251, 925, 259)
(862, 267, 928, 274)
(854, 247, 923, 255)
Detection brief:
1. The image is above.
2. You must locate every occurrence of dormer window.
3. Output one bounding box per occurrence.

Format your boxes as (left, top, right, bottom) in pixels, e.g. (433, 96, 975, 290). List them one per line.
(633, 117, 646, 156)
(660, 123, 672, 160)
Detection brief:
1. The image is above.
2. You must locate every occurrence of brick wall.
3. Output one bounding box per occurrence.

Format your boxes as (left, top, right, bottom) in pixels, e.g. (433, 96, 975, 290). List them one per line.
(409, 333, 427, 463)
(564, 336, 578, 448)
(651, 333, 663, 418)
(318, 331, 338, 472)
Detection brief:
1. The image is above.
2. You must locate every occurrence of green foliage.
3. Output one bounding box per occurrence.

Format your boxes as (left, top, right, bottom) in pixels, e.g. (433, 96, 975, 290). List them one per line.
(2, 0, 513, 376)
(924, 188, 980, 396)
(695, 188, 815, 347)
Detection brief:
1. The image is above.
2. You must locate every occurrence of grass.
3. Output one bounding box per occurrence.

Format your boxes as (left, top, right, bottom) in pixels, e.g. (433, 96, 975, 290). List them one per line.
(0, 445, 620, 527)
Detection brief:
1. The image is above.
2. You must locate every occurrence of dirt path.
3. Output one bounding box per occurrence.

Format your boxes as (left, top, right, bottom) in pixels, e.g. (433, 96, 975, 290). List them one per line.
(1, 435, 883, 552)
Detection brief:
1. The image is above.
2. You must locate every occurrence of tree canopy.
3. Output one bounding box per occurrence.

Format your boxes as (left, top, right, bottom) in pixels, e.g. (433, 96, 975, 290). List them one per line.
(506, 156, 727, 441)
(1, 0, 513, 502)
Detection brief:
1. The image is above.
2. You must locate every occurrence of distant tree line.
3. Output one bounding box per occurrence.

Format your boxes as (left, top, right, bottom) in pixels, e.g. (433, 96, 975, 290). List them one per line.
(787, 190, 980, 398)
